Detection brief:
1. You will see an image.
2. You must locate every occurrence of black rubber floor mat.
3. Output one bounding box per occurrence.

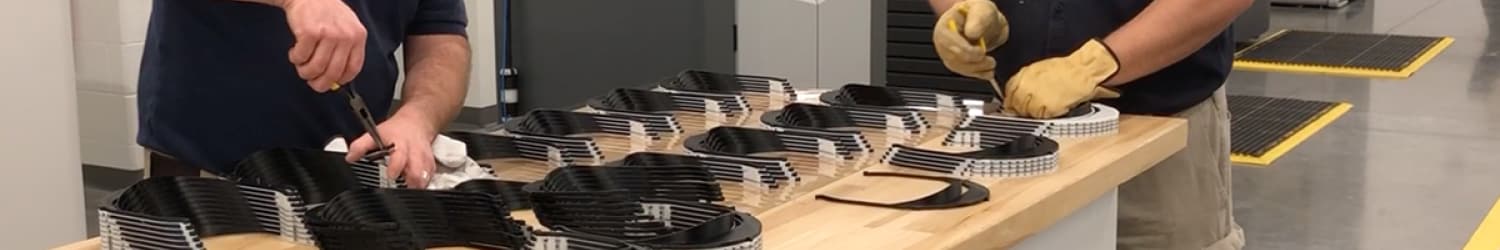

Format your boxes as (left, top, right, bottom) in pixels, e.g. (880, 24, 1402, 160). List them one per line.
(1228, 95, 1351, 166)
(1234, 30, 1452, 78)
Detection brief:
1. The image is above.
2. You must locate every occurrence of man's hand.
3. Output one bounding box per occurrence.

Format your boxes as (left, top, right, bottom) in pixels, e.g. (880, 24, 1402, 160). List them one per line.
(281, 0, 367, 92)
(932, 0, 1007, 81)
(344, 115, 438, 188)
(1003, 39, 1122, 119)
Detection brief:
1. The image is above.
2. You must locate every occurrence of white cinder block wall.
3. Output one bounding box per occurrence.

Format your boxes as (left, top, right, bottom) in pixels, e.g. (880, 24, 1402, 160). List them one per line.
(71, 0, 497, 171)
(72, 0, 150, 171)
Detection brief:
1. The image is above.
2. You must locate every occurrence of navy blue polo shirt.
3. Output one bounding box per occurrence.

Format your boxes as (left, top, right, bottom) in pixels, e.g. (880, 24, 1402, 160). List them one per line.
(989, 0, 1234, 115)
(137, 0, 467, 173)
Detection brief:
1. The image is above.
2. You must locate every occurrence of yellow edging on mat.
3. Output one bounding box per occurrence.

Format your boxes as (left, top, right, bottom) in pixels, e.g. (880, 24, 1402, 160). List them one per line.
(1465, 197, 1500, 250)
(1233, 33, 1454, 79)
(1231, 102, 1352, 166)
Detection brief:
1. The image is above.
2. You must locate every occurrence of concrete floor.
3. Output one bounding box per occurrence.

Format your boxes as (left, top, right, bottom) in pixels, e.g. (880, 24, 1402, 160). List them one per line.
(1230, 0, 1500, 249)
(77, 1, 1500, 248)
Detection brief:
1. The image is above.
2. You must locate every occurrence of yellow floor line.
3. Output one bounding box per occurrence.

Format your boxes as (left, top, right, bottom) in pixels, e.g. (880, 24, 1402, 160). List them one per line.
(1465, 197, 1500, 250)
(1231, 102, 1352, 167)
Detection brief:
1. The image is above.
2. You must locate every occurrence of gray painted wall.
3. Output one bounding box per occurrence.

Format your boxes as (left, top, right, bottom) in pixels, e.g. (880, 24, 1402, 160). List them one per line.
(509, 0, 735, 111)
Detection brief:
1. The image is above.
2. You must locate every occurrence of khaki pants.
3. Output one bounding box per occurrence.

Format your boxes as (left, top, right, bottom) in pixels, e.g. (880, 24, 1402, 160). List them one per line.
(1118, 88, 1245, 250)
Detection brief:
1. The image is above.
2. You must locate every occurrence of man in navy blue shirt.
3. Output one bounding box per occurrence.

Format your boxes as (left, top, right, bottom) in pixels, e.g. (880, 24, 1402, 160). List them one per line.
(928, 0, 1250, 249)
(137, 0, 471, 188)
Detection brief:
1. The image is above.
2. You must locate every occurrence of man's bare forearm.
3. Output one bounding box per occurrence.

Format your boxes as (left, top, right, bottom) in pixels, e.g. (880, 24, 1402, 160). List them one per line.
(928, 0, 963, 13)
(1101, 0, 1251, 86)
(393, 34, 471, 130)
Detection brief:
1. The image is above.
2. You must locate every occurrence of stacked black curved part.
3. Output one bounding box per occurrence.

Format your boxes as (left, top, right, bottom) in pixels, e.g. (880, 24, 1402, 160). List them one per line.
(688, 126, 862, 159)
(227, 148, 365, 243)
(305, 189, 532, 250)
(587, 88, 685, 135)
(453, 179, 534, 211)
(617, 152, 797, 188)
(445, 130, 590, 165)
(660, 70, 795, 101)
(760, 103, 873, 156)
(951, 103, 1119, 141)
(529, 165, 762, 250)
(883, 134, 1060, 177)
(501, 110, 613, 164)
(817, 85, 930, 132)
(534, 165, 725, 203)
(889, 86, 966, 112)
(98, 177, 265, 250)
(656, 71, 756, 116)
(814, 172, 990, 210)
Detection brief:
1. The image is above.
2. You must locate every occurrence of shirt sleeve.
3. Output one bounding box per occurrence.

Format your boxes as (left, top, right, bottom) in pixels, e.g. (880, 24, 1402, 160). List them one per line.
(408, 0, 468, 37)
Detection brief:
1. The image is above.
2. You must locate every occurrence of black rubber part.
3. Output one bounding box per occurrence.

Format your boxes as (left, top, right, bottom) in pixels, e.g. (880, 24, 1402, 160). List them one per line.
(452, 179, 535, 211)
(820, 84, 911, 108)
(683, 127, 791, 156)
(306, 188, 531, 250)
(659, 70, 748, 94)
(229, 148, 361, 205)
(815, 171, 989, 210)
(1237, 30, 1444, 72)
(760, 103, 859, 130)
(504, 110, 607, 136)
(443, 131, 529, 160)
(105, 176, 267, 239)
(1226, 95, 1340, 157)
(587, 88, 679, 114)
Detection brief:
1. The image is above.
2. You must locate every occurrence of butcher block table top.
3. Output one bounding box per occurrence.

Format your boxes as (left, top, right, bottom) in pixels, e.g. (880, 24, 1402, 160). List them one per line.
(55, 111, 1186, 250)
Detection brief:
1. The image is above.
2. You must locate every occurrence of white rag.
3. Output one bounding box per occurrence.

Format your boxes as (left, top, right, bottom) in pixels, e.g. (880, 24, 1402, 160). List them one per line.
(324, 135, 497, 189)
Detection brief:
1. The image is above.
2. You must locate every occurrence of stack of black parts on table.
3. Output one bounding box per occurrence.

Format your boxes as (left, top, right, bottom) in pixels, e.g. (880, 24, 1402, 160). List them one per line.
(526, 165, 763, 250)
(759, 103, 874, 155)
(614, 152, 793, 189)
(96, 148, 550, 250)
(681, 126, 876, 186)
(303, 188, 535, 249)
(97, 177, 263, 250)
(228, 148, 363, 244)
(654, 70, 797, 128)
(582, 89, 687, 137)
(947, 102, 1120, 145)
(443, 130, 591, 169)
(817, 84, 963, 145)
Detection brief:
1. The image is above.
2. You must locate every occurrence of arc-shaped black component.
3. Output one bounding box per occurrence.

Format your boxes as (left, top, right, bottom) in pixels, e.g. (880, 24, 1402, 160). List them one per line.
(587, 88, 680, 114)
(505, 109, 676, 143)
(98, 177, 267, 250)
(444, 130, 602, 166)
(761, 103, 858, 130)
(505, 110, 609, 136)
(814, 172, 990, 210)
(659, 70, 791, 95)
(685, 126, 864, 159)
(229, 148, 361, 204)
(528, 193, 761, 249)
(684, 127, 789, 156)
(453, 179, 534, 211)
(885, 134, 1061, 177)
(528, 165, 724, 203)
(305, 188, 532, 250)
(816, 85, 933, 132)
(820, 84, 910, 108)
(443, 131, 527, 160)
(615, 152, 797, 187)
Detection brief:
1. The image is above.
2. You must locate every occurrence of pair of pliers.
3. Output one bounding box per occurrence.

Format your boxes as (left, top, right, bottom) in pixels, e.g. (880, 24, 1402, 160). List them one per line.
(333, 84, 391, 159)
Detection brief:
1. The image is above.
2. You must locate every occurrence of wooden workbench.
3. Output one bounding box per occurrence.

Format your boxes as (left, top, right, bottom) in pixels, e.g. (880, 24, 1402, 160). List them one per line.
(55, 108, 1186, 250)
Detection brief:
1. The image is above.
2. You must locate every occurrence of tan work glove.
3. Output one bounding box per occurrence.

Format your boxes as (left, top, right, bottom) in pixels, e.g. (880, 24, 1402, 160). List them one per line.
(1003, 39, 1123, 119)
(932, 0, 1009, 80)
